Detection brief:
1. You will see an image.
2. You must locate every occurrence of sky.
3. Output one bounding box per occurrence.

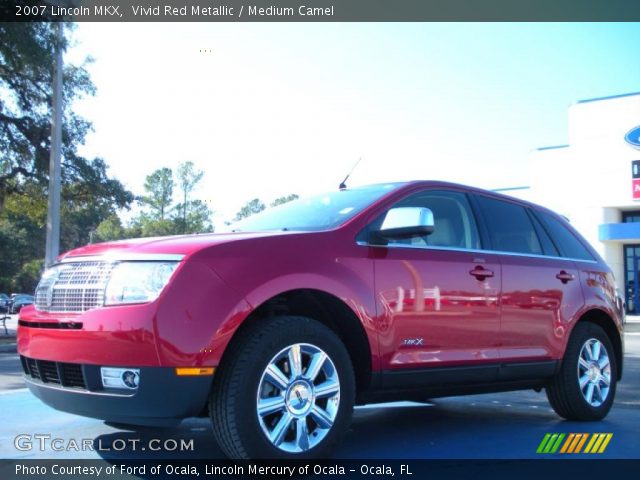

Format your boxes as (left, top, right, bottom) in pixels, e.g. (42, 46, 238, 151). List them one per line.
(66, 22, 640, 226)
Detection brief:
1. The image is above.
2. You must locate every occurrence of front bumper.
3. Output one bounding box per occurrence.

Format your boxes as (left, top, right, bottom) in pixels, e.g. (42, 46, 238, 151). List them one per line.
(21, 356, 213, 426)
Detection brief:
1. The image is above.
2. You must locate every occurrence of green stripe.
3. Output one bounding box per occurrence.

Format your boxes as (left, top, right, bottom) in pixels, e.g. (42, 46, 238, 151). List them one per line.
(537, 434, 552, 453)
(543, 434, 559, 453)
(550, 433, 566, 453)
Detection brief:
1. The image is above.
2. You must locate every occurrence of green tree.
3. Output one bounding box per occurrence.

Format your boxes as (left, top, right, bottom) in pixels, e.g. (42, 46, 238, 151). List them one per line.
(176, 161, 204, 233)
(141, 167, 173, 221)
(93, 214, 126, 243)
(235, 198, 266, 220)
(13, 259, 44, 293)
(174, 199, 213, 233)
(0, 217, 35, 292)
(0, 23, 133, 289)
(271, 194, 299, 207)
(0, 23, 132, 212)
(133, 214, 177, 238)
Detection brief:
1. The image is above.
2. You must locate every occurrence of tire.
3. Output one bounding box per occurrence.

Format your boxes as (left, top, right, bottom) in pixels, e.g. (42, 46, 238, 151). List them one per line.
(546, 322, 617, 421)
(209, 316, 355, 459)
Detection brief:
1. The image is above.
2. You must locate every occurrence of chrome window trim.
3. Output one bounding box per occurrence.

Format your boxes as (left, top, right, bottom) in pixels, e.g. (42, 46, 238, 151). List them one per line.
(355, 240, 599, 264)
(58, 253, 185, 264)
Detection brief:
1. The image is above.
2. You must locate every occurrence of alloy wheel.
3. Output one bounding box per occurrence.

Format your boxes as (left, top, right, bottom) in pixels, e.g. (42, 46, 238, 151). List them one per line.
(256, 343, 340, 453)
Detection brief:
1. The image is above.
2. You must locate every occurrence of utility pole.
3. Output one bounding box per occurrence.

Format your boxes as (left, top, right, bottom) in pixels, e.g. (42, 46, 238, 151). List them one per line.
(45, 21, 64, 267)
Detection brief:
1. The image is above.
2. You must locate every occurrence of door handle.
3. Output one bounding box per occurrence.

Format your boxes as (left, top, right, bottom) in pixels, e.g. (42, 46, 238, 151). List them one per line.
(556, 271, 575, 284)
(469, 266, 494, 281)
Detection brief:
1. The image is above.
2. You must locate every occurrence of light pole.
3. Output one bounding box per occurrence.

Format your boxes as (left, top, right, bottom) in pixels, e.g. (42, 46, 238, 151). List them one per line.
(45, 21, 64, 267)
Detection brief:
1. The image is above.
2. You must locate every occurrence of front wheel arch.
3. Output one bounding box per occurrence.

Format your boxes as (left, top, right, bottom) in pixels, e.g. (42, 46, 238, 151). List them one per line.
(209, 315, 355, 459)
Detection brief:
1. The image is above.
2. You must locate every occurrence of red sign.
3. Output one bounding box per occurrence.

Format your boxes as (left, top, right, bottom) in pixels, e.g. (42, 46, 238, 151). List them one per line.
(633, 179, 640, 199)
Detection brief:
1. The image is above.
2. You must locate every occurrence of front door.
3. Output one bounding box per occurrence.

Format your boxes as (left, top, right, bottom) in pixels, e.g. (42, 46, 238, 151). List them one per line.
(369, 189, 502, 373)
(375, 248, 502, 370)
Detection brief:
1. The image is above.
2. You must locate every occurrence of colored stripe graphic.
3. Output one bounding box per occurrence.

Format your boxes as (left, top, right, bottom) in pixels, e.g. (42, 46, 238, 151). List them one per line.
(598, 433, 613, 453)
(584, 434, 598, 453)
(550, 433, 565, 453)
(563, 433, 587, 453)
(585, 433, 613, 453)
(537, 433, 565, 453)
(574, 433, 588, 453)
(539, 433, 612, 454)
(537, 433, 552, 453)
(560, 433, 576, 453)
(544, 434, 558, 453)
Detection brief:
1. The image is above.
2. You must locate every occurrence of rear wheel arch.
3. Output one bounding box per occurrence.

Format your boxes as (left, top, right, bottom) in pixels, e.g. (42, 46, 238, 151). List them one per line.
(571, 309, 623, 380)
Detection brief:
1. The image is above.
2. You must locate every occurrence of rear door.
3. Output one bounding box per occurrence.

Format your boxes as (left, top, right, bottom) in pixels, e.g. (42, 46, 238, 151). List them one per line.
(473, 195, 584, 374)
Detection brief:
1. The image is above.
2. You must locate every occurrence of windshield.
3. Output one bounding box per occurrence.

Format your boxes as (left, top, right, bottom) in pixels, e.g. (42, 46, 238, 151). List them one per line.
(226, 183, 403, 232)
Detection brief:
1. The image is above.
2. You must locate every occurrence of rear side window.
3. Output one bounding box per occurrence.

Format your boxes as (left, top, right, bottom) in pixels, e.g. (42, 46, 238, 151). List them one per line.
(475, 196, 542, 255)
(536, 211, 595, 261)
(529, 211, 560, 257)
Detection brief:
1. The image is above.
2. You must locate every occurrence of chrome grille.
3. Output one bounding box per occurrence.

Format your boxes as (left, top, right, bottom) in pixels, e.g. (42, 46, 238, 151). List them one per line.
(35, 261, 116, 313)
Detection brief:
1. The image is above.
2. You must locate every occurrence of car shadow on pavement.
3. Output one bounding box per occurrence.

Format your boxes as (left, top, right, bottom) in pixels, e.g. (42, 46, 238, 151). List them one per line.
(92, 346, 639, 460)
(93, 418, 225, 459)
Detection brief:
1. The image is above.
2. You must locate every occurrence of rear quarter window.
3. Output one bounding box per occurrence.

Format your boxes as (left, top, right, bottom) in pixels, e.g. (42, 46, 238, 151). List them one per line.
(536, 210, 595, 261)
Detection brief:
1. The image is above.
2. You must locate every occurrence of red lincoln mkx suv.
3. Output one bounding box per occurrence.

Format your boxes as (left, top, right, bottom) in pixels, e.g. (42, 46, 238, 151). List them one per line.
(18, 181, 624, 459)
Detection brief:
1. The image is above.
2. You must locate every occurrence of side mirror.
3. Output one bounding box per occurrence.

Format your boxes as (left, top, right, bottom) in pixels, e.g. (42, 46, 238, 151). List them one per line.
(370, 207, 435, 244)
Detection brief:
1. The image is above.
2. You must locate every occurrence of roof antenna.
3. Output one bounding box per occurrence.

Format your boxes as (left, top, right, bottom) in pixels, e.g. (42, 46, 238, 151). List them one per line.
(339, 157, 361, 191)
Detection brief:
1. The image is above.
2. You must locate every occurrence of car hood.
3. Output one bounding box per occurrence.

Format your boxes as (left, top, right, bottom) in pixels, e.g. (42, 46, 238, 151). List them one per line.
(58, 231, 298, 261)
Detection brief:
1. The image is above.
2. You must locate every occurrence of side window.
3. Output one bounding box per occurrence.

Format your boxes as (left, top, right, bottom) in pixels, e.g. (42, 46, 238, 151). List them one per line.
(536, 211, 595, 261)
(475, 196, 543, 255)
(529, 210, 560, 257)
(381, 190, 480, 249)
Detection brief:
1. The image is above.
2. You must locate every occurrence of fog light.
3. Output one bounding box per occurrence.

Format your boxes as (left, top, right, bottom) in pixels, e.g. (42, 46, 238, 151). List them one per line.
(101, 367, 140, 390)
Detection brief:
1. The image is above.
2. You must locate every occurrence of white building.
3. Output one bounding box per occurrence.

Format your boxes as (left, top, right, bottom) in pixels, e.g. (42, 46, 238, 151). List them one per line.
(500, 92, 640, 313)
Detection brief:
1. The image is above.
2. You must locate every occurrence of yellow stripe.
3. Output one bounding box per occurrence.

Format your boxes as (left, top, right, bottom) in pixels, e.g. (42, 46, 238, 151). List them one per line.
(590, 434, 606, 453)
(598, 434, 613, 453)
(574, 434, 588, 453)
(583, 434, 598, 453)
(560, 434, 576, 453)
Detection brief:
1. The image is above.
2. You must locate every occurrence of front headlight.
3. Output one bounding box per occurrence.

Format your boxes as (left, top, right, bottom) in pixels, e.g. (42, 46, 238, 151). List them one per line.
(104, 261, 179, 306)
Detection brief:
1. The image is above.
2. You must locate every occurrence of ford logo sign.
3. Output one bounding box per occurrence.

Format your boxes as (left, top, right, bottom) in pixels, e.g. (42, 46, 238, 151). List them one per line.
(625, 126, 640, 149)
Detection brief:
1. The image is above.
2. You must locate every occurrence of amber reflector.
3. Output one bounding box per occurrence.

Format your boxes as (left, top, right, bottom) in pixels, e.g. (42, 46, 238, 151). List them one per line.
(175, 367, 215, 376)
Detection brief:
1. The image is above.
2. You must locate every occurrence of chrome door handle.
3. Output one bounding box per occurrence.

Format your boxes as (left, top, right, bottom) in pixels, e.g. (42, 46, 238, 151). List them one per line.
(556, 271, 575, 284)
(469, 266, 494, 281)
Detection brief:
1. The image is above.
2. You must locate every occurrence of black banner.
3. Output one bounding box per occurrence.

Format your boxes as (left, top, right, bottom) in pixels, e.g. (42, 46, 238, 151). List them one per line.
(2, 0, 640, 22)
(1, 459, 639, 480)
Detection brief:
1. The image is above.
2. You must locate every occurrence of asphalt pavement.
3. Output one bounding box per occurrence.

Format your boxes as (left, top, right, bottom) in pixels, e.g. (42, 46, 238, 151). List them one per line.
(0, 314, 638, 461)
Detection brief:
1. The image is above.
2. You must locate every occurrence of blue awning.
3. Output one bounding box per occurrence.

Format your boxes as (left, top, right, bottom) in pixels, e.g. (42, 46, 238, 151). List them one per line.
(599, 222, 640, 242)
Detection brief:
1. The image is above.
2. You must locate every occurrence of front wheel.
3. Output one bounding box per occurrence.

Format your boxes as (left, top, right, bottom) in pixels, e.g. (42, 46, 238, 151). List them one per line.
(210, 316, 355, 459)
(546, 322, 617, 421)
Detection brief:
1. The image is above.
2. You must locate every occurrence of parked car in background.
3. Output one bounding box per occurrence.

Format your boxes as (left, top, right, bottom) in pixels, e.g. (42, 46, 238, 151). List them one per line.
(9, 294, 34, 314)
(0, 293, 9, 313)
(18, 181, 624, 459)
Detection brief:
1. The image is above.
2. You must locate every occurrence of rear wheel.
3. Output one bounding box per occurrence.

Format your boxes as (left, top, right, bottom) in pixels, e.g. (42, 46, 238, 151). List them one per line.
(210, 316, 355, 459)
(546, 322, 617, 421)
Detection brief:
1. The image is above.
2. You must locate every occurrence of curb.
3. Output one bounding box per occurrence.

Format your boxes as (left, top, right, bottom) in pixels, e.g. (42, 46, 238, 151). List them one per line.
(625, 322, 640, 333)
